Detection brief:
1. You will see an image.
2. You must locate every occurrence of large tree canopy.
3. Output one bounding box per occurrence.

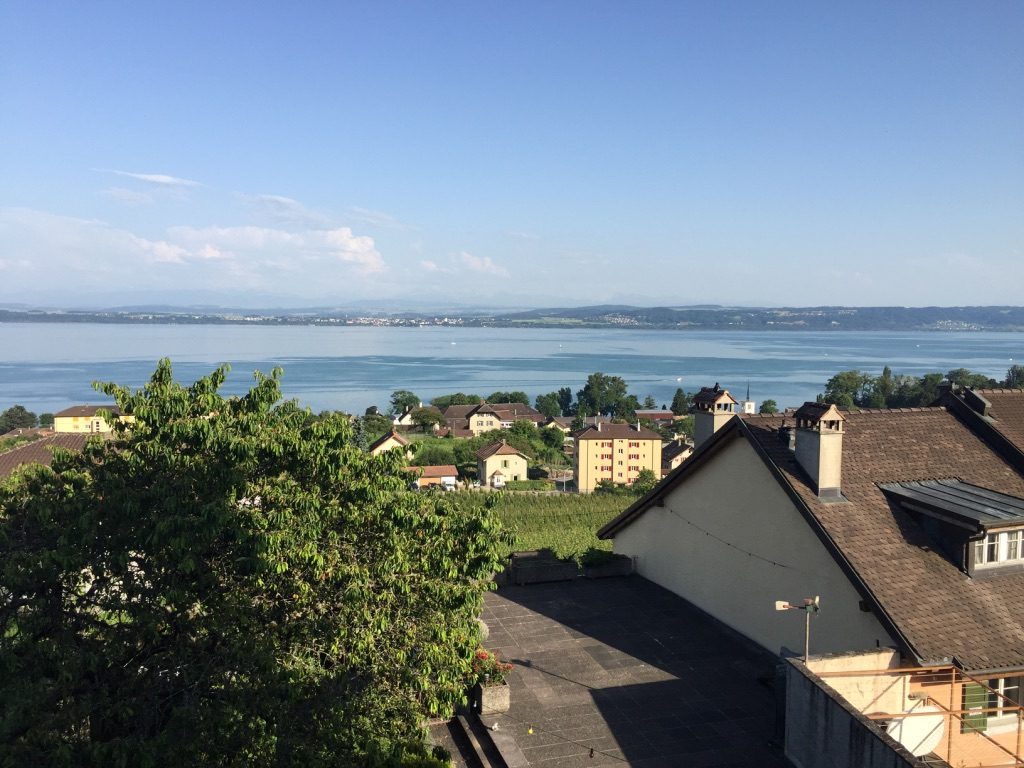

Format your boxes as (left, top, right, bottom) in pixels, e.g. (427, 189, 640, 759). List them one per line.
(0, 361, 504, 766)
(0, 404, 37, 433)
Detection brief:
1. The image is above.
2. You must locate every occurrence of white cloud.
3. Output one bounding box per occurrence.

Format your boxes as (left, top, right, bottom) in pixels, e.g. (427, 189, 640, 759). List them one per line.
(348, 206, 407, 230)
(107, 170, 201, 187)
(0, 208, 386, 300)
(99, 187, 153, 205)
(131, 236, 188, 264)
(506, 230, 539, 241)
(240, 193, 329, 226)
(417, 251, 510, 278)
(458, 250, 509, 277)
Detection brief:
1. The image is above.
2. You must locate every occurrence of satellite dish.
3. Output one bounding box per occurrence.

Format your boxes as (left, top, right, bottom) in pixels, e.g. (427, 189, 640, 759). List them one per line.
(885, 706, 944, 757)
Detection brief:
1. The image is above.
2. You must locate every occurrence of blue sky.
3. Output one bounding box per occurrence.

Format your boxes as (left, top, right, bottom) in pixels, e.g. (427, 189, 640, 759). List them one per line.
(1, 2, 1022, 309)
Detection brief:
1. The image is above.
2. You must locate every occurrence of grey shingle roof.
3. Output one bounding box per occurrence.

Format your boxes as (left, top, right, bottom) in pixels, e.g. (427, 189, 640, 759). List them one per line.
(0, 433, 96, 479)
(602, 407, 1024, 671)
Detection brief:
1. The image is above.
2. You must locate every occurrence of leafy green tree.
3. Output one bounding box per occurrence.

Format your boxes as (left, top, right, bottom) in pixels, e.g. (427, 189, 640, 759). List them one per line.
(557, 387, 574, 416)
(38, 412, 54, 428)
(358, 412, 393, 442)
(486, 391, 529, 405)
(389, 389, 420, 417)
(945, 368, 998, 390)
(577, 373, 629, 418)
(534, 392, 562, 419)
(540, 425, 565, 451)
(862, 366, 893, 408)
(1007, 365, 1024, 389)
(758, 399, 779, 415)
(917, 372, 947, 406)
(820, 370, 873, 408)
(0, 404, 37, 433)
(642, 395, 657, 409)
(670, 388, 689, 416)
(632, 468, 659, 494)
(413, 441, 456, 467)
(0, 360, 504, 766)
(410, 407, 445, 433)
(429, 393, 480, 408)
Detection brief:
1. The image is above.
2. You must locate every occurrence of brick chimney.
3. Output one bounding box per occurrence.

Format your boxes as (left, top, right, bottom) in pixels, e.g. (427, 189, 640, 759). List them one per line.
(690, 383, 738, 448)
(793, 402, 845, 500)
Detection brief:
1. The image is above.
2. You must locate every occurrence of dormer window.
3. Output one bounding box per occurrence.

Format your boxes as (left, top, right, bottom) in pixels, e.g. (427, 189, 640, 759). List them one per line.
(878, 479, 1024, 575)
(974, 530, 1024, 567)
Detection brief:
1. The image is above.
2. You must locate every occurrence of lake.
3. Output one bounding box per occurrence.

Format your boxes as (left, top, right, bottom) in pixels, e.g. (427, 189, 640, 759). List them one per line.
(1, 323, 1022, 415)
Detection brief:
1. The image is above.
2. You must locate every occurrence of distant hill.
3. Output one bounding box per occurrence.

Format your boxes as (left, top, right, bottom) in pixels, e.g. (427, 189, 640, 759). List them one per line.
(488, 305, 1024, 331)
(2, 305, 1024, 331)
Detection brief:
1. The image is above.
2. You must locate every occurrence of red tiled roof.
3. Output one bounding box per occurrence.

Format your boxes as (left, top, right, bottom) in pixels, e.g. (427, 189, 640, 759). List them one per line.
(367, 430, 410, 451)
(976, 389, 1024, 454)
(407, 464, 458, 478)
(54, 404, 121, 418)
(602, 407, 1024, 671)
(476, 441, 527, 460)
(0, 433, 97, 478)
(575, 423, 662, 441)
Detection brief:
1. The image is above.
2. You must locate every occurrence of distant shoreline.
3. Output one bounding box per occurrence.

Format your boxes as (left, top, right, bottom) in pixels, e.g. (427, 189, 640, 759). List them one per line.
(3, 305, 1024, 332)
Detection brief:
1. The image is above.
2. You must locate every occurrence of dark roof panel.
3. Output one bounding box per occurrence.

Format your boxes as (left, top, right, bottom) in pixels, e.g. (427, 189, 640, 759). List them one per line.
(880, 478, 1024, 528)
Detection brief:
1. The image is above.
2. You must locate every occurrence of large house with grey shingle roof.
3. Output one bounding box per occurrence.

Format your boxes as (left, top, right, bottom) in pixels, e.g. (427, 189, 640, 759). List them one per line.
(599, 389, 1024, 692)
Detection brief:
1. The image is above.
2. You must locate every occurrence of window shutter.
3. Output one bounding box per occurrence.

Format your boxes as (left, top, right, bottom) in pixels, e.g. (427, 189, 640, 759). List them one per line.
(962, 682, 989, 733)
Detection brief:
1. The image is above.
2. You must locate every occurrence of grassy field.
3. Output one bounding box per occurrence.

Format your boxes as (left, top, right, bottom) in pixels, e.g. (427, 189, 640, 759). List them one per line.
(450, 492, 633, 561)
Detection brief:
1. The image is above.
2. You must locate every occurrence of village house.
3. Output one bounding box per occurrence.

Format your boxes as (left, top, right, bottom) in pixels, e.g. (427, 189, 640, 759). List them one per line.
(52, 404, 127, 433)
(391, 403, 442, 430)
(633, 408, 678, 428)
(442, 402, 545, 436)
(598, 385, 1024, 766)
(405, 464, 458, 490)
(475, 440, 528, 488)
(544, 414, 613, 434)
(573, 422, 662, 492)
(660, 438, 692, 475)
(367, 429, 413, 458)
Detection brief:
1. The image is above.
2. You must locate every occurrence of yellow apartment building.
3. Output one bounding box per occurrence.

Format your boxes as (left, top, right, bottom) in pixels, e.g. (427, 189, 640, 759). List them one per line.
(52, 405, 127, 434)
(574, 423, 662, 492)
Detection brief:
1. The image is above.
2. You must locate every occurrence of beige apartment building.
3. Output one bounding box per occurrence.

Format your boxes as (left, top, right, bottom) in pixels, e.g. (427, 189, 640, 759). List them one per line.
(573, 422, 662, 492)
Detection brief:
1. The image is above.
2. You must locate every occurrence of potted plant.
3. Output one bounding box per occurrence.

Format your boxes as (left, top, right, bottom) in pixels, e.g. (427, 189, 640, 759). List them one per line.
(470, 647, 513, 715)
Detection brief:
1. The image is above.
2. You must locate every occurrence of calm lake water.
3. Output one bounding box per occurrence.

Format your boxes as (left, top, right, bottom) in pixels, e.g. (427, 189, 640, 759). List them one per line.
(1, 323, 1022, 415)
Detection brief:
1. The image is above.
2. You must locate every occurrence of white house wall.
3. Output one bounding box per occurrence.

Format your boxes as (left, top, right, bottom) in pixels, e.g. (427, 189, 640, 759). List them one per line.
(613, 437, 896, 657)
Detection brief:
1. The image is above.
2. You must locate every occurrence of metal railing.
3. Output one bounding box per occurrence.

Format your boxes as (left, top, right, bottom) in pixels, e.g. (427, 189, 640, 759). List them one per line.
(814, 664, 1024, 767)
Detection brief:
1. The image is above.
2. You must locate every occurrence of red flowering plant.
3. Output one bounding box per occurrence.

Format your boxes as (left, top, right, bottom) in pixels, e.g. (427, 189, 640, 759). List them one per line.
(470, 647, 513, 686)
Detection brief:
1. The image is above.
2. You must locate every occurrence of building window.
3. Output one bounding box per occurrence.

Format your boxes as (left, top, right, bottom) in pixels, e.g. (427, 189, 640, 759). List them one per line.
(629, 453, 639, 460)
(974, 530, 1024, 566)
(964, 677, 1024, 733)
(629, 465, 639, 472)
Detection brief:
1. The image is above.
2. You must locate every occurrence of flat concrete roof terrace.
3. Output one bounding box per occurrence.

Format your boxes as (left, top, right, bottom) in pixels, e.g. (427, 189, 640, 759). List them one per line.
(480, 576, 793, 768)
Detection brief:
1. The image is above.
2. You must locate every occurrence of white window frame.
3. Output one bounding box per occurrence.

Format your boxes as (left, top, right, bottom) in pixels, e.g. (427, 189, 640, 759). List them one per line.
(985, 676, 1024, 733)
(974, 529, 1024, 567)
